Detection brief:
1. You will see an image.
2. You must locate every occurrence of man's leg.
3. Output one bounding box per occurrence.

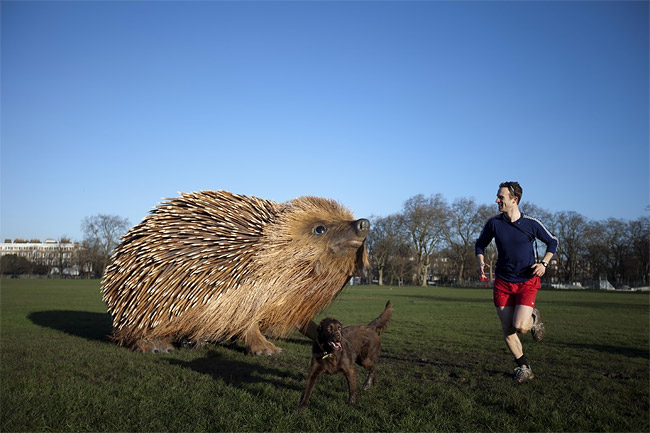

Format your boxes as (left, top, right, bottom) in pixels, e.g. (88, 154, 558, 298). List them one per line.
(512, 304, 534, 334)
(515, 276, 545, 342)
(498, 306, 535, 383)
(496, 306, 523, 359)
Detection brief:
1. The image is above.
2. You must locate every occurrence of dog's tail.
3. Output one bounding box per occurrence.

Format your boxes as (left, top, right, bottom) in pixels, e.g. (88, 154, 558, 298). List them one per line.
(367, 300, 392, 336)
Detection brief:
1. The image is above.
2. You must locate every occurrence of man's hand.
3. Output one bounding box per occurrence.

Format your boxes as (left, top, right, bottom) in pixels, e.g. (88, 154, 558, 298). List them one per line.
(478, 262, 490, 281)
(531, 263, 547, 277)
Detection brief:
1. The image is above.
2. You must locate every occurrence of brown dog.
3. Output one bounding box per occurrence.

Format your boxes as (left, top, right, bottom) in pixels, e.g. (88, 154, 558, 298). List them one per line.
(297, 301, 392, 410)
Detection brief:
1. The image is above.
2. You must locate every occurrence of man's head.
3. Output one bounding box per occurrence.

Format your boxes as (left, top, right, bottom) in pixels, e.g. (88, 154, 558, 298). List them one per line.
(496, 181, 522, 212)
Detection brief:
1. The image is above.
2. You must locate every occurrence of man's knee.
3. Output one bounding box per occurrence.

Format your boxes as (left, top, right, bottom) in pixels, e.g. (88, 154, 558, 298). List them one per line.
(514, 321, 531, 334)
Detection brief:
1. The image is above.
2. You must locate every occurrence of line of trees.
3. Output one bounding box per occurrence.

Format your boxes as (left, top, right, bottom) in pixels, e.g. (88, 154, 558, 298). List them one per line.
(0, 236, 76, 277)
(0, 215, 130, 279)
(0, 254, 51, 276)
(3, 201, 648, 289)
(366, 194, 649, 289)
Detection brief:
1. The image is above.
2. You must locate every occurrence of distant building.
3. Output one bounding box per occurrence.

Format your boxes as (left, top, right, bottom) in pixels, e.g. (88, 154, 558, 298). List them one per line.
(0, 239, 79, 266)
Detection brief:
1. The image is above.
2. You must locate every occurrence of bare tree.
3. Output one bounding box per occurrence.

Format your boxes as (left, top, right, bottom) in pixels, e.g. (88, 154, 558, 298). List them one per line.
(551, 211, 587, 283)
(628, 216, 649, 286)
(367, 214, 405, 285)
(81, 214, 130, 277)
(387, 242, 413, 286)
(584, 218, 630, 287)
(77, 240, 99, 279)
(52, 236, 72, 278)
(444, 198, 492, 282)
(604, 218, 632, 286)
(583, 221, 608, 283)
(402, 194, 449, 286)
(520, 202, 551, 219)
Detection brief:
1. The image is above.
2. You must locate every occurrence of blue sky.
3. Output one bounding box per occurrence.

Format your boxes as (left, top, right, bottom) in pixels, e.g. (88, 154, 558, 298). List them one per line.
(1, 0, 648, 242)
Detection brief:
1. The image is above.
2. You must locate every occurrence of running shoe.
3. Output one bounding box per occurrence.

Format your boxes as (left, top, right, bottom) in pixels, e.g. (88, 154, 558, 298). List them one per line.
(531, 308, 545, 342)
(514, 365, 535, 384)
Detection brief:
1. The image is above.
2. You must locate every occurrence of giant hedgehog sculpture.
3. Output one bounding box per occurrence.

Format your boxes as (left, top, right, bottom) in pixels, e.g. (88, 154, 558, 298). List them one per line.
(101, 190, 370, 355)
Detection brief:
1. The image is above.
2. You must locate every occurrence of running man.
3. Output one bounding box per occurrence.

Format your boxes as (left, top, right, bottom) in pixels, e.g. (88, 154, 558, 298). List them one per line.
(475, 181, 558, 383)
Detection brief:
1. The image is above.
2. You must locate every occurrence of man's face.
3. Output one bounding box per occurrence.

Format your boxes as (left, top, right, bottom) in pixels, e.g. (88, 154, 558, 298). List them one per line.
(496, 187, 518, 213)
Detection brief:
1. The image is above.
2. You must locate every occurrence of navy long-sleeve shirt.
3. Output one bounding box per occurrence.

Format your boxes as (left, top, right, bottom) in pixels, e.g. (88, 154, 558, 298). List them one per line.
(475, 213, 558, 283)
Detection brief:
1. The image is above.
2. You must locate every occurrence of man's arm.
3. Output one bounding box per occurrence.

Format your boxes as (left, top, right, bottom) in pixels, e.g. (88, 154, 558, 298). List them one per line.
(530, 218, 557, 277)
(476, 253, 490, 279)
(531, 252, 554, 277)
(532, 218, 558, 255)
(475, 220, 493, 279)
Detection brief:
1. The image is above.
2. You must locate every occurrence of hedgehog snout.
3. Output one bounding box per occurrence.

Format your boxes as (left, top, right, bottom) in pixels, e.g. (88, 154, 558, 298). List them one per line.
(354, 218, 370, 237)
(327, 219, 370, 256)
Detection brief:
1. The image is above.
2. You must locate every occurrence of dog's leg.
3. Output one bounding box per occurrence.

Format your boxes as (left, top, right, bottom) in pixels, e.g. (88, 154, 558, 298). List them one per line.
(297, 363, 324, 411)
(363, 364, 377, 390)
(360, 356, 378, 390)
(343, 367, 358, 405)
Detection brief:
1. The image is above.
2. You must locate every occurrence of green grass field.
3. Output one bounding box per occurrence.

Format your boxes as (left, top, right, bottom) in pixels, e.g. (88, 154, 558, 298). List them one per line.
(1, 279, 648, 432)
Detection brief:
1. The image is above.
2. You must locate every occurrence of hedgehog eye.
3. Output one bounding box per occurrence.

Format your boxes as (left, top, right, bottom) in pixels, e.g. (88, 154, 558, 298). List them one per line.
(313, 225, 327, 235)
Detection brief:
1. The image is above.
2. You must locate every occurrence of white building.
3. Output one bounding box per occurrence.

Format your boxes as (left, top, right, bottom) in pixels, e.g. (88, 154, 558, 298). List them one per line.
(0, 239, 78, 266)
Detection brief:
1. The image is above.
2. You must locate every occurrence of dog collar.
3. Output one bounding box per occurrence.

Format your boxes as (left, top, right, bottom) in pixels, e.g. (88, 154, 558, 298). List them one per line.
(316, 341, 333, 360)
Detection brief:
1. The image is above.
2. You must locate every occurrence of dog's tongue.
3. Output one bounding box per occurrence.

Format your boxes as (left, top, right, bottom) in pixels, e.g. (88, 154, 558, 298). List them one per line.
(330, 341, 342, 352)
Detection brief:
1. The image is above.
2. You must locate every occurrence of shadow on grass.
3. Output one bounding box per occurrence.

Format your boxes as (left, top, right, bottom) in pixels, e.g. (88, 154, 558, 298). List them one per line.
(544, 299, 649, 311)
(283, 337, 313, 347)
(28, 310, 313, 351)
(28, 310, 113, 342)
(388, 293, 488, 303)
(556, 342, 649, 359)
(381, 353, 513, 381)
(164, 350, 304, 391)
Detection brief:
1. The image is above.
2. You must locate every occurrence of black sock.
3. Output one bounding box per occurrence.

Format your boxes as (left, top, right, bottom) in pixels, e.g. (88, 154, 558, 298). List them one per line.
(515, 355, 529, 368)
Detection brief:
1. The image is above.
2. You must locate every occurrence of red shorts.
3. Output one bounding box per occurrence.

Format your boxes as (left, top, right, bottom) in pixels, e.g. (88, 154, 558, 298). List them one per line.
(493, 276, 540, 308)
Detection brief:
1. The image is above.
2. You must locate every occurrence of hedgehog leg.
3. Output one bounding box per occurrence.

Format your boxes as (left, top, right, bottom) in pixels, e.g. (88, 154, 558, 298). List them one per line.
(181, 337, 208, 350)
(243, 325, 282, 356)
(133, 338, 175, 354)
